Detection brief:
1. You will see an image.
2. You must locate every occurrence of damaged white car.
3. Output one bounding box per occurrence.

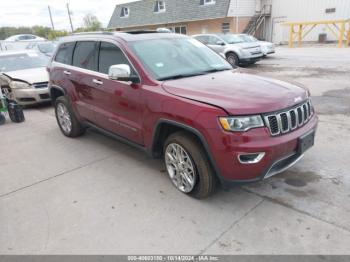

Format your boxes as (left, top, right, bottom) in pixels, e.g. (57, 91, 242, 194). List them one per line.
(0, 50, 50, 105)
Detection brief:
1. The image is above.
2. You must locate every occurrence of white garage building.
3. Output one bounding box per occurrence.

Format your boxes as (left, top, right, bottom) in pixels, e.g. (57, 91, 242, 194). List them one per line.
(258, 0, 350, 43)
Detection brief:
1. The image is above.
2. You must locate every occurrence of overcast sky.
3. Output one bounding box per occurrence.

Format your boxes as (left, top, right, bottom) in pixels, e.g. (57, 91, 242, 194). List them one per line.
(0, 0, 140, 30)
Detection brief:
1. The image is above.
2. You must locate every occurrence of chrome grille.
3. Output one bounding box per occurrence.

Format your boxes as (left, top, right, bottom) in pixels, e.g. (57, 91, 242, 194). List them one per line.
(264, 100, 314, 136)
(33, 82, 48, 89)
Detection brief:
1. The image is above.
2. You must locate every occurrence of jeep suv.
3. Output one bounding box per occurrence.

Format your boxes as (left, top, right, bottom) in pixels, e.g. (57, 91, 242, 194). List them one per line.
(48, 32, 318, 199)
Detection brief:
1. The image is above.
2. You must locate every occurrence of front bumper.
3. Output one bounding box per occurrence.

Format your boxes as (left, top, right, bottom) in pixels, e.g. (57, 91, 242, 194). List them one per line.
(239, 53, 264, 64)
(206, 114, 318, 186)
(262, 47, 275, 55)
(12, 87, 51, 105)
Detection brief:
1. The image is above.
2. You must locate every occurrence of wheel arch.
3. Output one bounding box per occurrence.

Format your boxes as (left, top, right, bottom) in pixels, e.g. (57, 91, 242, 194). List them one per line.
(225, 50, 239, 59)
(50, 85, 66, 103)
(151, 119, 223, 184)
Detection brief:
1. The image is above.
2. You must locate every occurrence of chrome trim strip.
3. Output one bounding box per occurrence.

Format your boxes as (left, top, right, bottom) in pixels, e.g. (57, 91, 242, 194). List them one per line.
(264, 99, 314, 136)
(264, 154, 304, 179)
(52, 38, 141, 84)
(238, 152, 265, 164)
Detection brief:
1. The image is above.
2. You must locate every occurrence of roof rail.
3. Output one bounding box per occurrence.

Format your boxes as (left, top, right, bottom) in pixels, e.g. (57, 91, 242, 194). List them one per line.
(72, 31, 115, 36)
(124, 28, 173, 34)
(123, 30, 159, 34)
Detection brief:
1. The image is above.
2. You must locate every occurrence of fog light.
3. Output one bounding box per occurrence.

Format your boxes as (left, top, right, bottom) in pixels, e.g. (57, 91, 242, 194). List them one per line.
(238, 152, 265, 164)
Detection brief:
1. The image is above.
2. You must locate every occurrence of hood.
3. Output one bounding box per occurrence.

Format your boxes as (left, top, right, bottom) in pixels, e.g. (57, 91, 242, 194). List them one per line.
(3, 67, 48, 84)
(161, 70, 308, 115)
(228, 42, 260, 49)
(258, 41, 274, 47)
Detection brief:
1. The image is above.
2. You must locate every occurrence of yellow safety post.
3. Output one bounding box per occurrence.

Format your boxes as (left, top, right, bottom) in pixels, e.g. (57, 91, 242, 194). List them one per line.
(298, 24, 303, 47)
(289, 24, 294, 48)
(339, 21, 345, 47)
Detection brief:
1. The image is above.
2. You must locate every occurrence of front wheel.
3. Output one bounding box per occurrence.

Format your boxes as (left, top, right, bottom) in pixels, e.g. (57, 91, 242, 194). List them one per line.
(164, 132, 217, 199)
(226, 52, 239, 67)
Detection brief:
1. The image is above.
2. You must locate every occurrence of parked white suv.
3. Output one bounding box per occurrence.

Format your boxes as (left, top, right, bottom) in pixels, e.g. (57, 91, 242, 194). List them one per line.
(238, 34, 275, 56)
(193, 33, 263, 66)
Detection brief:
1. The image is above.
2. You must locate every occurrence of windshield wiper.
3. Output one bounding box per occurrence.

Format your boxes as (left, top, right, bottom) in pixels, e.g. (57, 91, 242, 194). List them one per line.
(158, 72, 205, 81)
(202, 68, 231, 73)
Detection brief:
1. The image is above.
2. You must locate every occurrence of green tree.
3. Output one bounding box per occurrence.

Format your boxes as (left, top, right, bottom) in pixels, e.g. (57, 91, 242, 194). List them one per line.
(82, 13, 102, 31)
(32, 26, 52, 38)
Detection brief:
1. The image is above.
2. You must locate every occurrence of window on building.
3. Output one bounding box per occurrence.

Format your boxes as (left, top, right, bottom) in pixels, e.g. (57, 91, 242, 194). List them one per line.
(200, 0, 215, 5)
(222, 23, 230, 33)
(120, 7, 130, 17)
(325, 8, 336, 14)
(154, 1, 166, 13)
(72, 41, 98, 71)
(174, 26, 187, 35)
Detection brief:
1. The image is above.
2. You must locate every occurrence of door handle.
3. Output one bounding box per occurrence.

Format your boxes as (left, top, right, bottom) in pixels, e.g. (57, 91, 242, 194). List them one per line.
(92, 79, 103, 85)
(63, 70, 71, 75)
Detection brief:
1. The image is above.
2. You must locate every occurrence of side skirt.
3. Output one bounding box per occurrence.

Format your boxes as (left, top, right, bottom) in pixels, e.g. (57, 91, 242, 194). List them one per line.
(85, 122, 150, 155)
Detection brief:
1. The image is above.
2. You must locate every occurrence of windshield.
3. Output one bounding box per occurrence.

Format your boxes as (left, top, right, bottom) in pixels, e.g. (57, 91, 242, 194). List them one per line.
(240, 35, 258, 42)
(219, 34, 245, 44)
(0, 53, 49, 72)
(38, 43, 56, 54)
(130, 37, 232, 80)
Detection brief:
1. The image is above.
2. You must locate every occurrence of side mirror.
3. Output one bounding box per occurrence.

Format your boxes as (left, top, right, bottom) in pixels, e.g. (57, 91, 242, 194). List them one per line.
(108, 64, 139, 83)
(216, 41, 225, 46)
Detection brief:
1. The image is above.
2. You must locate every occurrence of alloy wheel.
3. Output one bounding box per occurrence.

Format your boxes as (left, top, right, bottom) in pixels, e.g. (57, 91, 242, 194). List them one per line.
(165, 143, 197, 193)
(56, 103, 72, 134)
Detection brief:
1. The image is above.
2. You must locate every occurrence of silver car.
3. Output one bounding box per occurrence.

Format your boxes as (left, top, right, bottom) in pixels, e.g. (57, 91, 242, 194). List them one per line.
(193, 33, 263, 66)
(238, 34, 275, 56)
(0, 50, 50, 105)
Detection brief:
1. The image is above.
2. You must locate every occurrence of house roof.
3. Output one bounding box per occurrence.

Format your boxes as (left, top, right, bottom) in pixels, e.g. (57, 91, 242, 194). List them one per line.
(108, 0, 231, 29)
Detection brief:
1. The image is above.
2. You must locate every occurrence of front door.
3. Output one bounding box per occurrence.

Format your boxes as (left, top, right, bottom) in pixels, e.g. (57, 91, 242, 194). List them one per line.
(95, 41, 143, 145)
(207, 36, 226, 54)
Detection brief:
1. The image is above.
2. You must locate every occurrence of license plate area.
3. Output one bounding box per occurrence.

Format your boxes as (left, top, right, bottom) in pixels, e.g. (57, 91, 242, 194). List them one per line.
(298, 131, 315, 154)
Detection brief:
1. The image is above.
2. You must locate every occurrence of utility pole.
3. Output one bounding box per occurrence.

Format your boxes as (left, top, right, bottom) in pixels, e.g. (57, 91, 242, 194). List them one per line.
(66, 3, 74, 32)
(48, 6, 55, 31)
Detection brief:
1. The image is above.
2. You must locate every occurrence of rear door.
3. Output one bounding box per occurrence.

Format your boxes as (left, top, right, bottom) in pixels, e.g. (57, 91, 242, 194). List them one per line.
(70, 41, 100, 122)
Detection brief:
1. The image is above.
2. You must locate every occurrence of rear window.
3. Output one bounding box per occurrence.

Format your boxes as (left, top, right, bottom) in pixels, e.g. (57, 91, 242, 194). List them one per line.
(72, 41, 98, 71)
(55, 42, 75, 65)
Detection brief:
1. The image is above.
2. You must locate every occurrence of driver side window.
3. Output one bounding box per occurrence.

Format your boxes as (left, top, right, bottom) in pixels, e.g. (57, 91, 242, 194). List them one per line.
(98, 42, 134, 75)
(207, 36, 222, 45)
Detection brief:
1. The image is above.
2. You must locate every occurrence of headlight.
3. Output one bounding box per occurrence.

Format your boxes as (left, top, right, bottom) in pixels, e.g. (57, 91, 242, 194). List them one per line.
(9, 81, 31, 89)
(219, 116, 264, 132)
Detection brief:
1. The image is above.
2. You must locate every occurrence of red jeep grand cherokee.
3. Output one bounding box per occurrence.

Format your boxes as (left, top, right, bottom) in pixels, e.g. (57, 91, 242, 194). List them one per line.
(48, 31, 317, 198)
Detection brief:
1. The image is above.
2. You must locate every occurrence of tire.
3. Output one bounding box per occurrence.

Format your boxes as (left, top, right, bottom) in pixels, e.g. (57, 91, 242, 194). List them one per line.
(226, 52, 239, 67)
(164, 131, 217, 199)
(0, 113, 5, 125)
(55, 96, 85, 137)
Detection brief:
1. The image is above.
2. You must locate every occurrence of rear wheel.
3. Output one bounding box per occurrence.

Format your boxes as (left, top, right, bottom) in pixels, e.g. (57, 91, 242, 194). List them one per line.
(164, 132, 217, 199)
(55, 96, 85, 137)
(226, 52, 239, 66)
